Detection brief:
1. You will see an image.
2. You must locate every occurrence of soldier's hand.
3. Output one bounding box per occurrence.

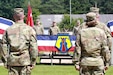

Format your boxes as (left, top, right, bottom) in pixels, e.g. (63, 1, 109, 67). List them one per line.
(104, 66, 108, 70)
(104, 63, 109, 70)
(4, 63, 8, 69)
(4, 65, 7, 69)
(75, 65, 80, 71)
(29, 65, 35, 70)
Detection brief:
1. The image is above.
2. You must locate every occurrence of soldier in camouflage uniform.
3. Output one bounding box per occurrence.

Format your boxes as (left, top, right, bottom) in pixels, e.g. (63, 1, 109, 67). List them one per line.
(33, 19, 44, 35)
(79, 12, 112, 53)
(73, 20, 81, 36)
(1, 8, 38, 75)
(89, 7, 112, 52)
(90, 7, 100, 21)
(72, 12, 111, 75)
(48, 21, 60, 35)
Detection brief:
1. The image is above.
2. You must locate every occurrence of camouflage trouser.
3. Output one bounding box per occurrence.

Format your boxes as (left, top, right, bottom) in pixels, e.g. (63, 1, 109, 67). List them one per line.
(80, 65, 105, 75)
(8, 66, 31, 75)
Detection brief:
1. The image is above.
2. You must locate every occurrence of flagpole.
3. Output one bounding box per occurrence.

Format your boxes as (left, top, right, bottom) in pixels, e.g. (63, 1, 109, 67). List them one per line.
(70, 0, 71, 26)
(95, 1, 97, 7)
(28, 0, 30, 5)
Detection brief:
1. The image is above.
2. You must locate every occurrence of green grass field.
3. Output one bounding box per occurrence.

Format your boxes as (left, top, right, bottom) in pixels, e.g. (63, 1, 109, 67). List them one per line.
(0, 65, 113, 75)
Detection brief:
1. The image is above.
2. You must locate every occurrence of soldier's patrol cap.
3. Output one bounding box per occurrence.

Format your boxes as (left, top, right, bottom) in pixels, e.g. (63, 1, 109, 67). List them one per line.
(13, 8, 24, 15)
(36, 19, 41, 24)
(36, 18, 40, 22)
(86, 12, 96, 21)
(53, 21, 56, 23)
(90, 7, 99, 13)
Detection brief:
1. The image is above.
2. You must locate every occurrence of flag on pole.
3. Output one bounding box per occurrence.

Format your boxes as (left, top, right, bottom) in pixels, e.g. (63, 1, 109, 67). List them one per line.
(107, 20, 113, 36)
(26, 2, 34, 27)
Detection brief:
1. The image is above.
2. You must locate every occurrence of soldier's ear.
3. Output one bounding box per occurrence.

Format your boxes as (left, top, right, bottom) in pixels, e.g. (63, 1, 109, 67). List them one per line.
(23, 15, 25, 18)
(13, 14, 16, 20)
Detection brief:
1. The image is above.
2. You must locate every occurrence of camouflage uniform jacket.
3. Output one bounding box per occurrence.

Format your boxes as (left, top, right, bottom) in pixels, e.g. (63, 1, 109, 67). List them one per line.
(48, 26, 60, 35)
(33, 25, 44, 35)
(2, 22, 38, 66)
(73, 26, 80, 36)
(78, 21, 112, 52)
(73, 27, 110, 67)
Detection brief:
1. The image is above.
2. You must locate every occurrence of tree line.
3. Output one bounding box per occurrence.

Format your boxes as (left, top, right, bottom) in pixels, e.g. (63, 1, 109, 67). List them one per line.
(0, 0, 113, 20)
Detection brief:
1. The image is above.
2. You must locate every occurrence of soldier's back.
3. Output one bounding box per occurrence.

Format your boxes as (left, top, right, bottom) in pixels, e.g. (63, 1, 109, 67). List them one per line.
(6, 22, 35, 66)
(80, 27, 107, 66)
(80, 27, 106, 57)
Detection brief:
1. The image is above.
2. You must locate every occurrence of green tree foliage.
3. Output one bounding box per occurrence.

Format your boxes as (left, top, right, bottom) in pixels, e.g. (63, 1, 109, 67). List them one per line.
(58, 14, 83, 32)
(0, 0, 41, 21)
(71, 0, 92, 14)
(38, 0, 113, 14)
(0, 0, 25, 20)
(1, 0, 113, 21)
(39, 0, 67, 14)
(102, 1, 113, 14)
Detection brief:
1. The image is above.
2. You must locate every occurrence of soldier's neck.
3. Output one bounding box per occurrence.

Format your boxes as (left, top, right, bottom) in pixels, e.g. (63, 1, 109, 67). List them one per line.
(15, 20, 24, 23)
